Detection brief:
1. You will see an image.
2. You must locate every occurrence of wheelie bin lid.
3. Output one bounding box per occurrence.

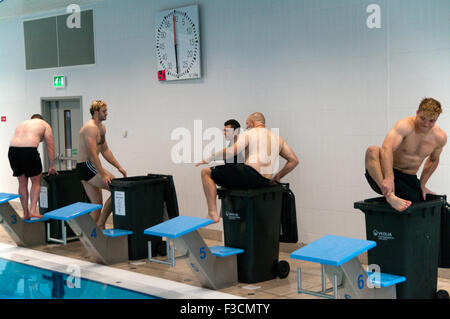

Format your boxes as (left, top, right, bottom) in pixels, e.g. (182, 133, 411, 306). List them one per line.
(354, 196, 446, 215)
(110, 175, 167, 188)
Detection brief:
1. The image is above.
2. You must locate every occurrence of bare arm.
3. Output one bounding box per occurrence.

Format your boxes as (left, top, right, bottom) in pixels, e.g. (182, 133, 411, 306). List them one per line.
(420, 131, 447, 198)
(43, 123, 57, 174)
(271, 138, 299, 183)
(380, 119, 412, 196)
(100, 139, 126, 177)
(196, 133, 248, 166)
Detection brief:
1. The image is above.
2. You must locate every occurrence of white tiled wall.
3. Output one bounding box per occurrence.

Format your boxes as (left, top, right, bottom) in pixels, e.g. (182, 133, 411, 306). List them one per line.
(1, 0, 449, 243)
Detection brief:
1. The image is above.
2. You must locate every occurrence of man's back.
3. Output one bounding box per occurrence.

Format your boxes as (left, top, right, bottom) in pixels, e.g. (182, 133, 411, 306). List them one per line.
(10, 119, 47, 147)
(239, 127, 283, 178)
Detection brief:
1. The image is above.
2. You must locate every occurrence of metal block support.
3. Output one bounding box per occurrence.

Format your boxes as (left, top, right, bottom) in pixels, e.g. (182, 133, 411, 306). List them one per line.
(65, 214, 129, 265)
(0, 201, 47, 247)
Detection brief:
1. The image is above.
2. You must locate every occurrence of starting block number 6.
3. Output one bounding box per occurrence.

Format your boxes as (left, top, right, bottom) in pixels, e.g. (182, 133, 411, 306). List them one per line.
(358, 264, 382, 290)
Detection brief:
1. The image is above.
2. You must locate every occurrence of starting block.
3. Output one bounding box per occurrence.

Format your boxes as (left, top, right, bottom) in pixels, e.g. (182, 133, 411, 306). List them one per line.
(0, 193, 49, 247)
(45, 202, 133, 265)
(144, 216, 243, 290)
(290, 235, 406, 299)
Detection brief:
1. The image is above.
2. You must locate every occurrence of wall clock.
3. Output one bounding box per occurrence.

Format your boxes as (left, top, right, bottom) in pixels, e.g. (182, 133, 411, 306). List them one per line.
(155, 5, 201, 81)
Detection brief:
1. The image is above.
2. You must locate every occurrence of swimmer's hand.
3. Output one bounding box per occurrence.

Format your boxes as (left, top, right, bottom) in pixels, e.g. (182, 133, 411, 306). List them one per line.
(381, 178, 394, 197)
(48, 167, 58, 175)
(118, 166, 127, 177)
(195, 160, 207, 167)
(101, 172, 112, 185)
(421, 185, 436, 200)
(270, 175, 281, 184)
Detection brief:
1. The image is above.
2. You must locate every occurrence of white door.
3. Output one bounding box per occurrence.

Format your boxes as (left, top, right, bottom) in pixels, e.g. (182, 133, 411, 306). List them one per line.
(41, 98, 82, 171)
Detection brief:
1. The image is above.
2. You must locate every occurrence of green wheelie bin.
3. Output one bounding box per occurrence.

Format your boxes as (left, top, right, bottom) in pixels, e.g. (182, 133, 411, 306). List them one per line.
(218, 184, 290, 283)
(39, 170, 89, 243)
(354, 195, 448, 299)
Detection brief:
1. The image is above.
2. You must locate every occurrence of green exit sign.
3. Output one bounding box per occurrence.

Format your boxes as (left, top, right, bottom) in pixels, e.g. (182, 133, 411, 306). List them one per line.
(53, 75, 65, 88)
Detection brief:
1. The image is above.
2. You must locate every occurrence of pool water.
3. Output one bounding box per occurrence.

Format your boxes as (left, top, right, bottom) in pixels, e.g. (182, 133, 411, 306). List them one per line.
(0, 258, 157, 299)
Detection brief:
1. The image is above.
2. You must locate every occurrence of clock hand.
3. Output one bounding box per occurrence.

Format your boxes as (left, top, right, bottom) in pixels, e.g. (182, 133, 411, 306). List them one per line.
(173, 13, 179, 77)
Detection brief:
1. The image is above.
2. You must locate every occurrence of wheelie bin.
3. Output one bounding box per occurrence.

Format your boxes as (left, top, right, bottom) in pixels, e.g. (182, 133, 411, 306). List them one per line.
(39, 170, 88, 243)
(218, 184, 290, 283)
(110, 175, 167, 260)
(354, 195, 447, 299)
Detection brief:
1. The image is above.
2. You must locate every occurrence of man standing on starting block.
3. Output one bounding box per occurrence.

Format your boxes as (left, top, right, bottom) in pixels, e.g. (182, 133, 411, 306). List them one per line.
(76, 100, 127, 229)
(196, 112, 299, 223)
(8, 114, 58, 220)
(365, 97, 447, 212)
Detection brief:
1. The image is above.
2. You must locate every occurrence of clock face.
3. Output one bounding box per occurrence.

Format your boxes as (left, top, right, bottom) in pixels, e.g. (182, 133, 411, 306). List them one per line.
(155, 5, 201, 81)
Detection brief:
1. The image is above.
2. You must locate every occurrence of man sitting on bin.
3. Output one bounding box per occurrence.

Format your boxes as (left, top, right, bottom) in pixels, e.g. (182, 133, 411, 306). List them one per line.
(196, 112, 299, 223)
(365, 97, 447, 212)
(8, 114, 58, 220)
(76, 100, 127, 229)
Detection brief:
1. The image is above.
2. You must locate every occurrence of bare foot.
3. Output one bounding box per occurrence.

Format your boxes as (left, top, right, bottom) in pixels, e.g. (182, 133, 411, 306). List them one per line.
(386, 193, 411, 212)
(29, 213, 44, 219)
(23, 214, 30, 220)
(97, 224, 106, 230)
(207, 211, 220, 224)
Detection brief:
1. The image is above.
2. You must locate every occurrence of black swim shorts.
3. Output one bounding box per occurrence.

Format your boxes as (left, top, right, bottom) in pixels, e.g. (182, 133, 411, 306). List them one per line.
(76, 161, 98, 181)
(8, 147, 43, 177)
(210, 163, 271, 189)
(365, 168, 423, 203)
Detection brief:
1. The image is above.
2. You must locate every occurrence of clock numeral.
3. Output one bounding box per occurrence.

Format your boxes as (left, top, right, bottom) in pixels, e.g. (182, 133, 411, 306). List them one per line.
(160, 31, 166, 39)
(187, 50, 193, 58)
(186, 27, 193, 35)
(183, 61, 189, 68)
(158, 70, 167, 81)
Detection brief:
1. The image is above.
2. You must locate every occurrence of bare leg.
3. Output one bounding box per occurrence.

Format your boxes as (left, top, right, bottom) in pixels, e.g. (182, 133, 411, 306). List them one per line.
(81, 180, 103, 223)
(17, 175, 30, 219)
(201, 167, 220, 223)
(97, 196, 113, 230)
(82, 170, 114, 229)
(365, 146, 411, 212)
(29, 174, 43, 218)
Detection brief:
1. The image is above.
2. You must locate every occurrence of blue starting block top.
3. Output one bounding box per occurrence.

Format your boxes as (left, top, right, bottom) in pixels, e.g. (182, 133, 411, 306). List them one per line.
(209, 246, 244, 257)
(102, 228, 133, 237)
(24, 216, 50, 223)
(0, 193, 20, 204)
(144, 216, 213, 239)
(45, 202, 102, 221)
(366, 271, 406, 288)
(290, 235, 376, 266)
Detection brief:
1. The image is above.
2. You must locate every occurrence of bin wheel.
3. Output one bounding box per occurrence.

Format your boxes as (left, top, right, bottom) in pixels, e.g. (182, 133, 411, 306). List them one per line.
(277, 260, 290, 279)
(435, 290, 450, 299)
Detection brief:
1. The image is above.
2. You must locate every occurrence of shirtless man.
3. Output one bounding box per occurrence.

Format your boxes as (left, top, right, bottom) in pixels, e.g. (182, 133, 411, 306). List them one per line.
(76, 100, 126, 229)
(8, 114, 57, 220)
(196, 112, 299, 223)
(365, 98, 447, 212)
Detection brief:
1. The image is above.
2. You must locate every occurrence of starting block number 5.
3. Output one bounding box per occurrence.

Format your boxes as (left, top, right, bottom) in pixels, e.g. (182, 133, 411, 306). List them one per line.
(200, 247, 206, 259)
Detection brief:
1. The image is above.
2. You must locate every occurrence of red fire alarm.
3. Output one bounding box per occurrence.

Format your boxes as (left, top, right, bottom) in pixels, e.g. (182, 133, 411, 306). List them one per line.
(1, 116, 6, 122)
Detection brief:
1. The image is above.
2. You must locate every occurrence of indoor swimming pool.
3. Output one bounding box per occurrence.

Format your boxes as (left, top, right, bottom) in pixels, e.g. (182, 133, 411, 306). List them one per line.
(0, 257, 157, 299)
(0, 243, 241, 299)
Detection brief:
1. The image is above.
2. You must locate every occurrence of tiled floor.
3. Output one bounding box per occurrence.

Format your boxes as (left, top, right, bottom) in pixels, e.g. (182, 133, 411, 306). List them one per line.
(1, 210, 450, 299)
